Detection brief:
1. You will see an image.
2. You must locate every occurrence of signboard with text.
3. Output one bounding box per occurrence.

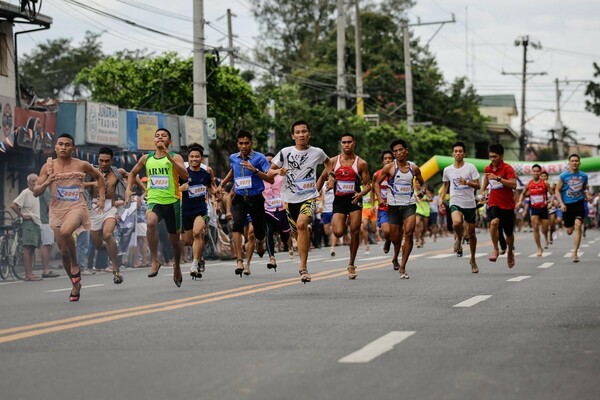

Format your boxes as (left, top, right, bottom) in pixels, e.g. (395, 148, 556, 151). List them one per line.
(86, 102, 119, 145)
(137, 114, 159, 150)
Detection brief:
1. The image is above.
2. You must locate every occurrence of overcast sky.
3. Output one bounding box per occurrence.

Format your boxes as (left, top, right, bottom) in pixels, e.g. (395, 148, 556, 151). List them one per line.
(12, 0, 600, 146)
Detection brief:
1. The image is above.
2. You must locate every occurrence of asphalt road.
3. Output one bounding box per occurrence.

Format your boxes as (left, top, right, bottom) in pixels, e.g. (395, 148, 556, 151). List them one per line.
(1, 228, 599, 400)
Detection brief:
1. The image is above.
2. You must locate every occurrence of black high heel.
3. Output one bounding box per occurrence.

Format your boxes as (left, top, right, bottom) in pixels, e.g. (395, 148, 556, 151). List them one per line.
(113, 270, 123, 284)
(234, 259, 244, 278)
(148, 263, 162, 278)
(69, 282, 81, 302)
(267, 257, 277, 271)
(70, 270, 81, 285)
(173, 276, 182, 287)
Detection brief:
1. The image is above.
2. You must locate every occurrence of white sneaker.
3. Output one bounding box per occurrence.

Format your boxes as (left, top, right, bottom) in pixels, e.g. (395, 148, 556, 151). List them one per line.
(189, 261, 200, 277)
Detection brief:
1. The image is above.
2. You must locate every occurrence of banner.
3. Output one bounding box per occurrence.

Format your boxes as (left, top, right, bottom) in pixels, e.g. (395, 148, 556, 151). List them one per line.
(137, 114, 158, 150)
(86, 102, 119, 145)
(0, 95, 15, 152)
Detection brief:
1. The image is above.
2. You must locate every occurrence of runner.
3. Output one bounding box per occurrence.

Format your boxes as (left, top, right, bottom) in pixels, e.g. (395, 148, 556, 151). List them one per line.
(33, 133, 106, 301)
(270, 120, 331, 283)
(219, 130, 272, 277)
(438, 141, 481, 273)
(481, 143, 517, 268)
(375, 139, 425, 279)
(262, 152, 291, 272)
(517, 164, 552, 256)
(360, 183, 378, 255)
(373, 150, 394, 255)
(321, 179, 336, 256)
(322, 133, 371, 280)
(555, 154, 592, 262)
(181, 143, 217, 279)
(85, 147, 143, 284)
(125, 128, 189, 287)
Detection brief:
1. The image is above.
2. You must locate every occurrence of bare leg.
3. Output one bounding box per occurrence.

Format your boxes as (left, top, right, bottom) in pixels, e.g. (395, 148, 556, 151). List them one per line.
(146, 212, 160, 273)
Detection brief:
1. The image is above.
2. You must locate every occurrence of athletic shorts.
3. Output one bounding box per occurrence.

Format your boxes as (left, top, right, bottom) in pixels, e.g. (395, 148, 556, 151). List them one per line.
(388, 204, 417, 225)
(286, 199, 317, 234)
(265, 209, 291, 233)
(41, 223, 54, 246)
(529, 207, 549, 220)
(90, 206, 118, 231)
(321, 211, 333, 225)
(489, 206, 515, 236)
(148, 201, 182, 234)
(377, 210, 390, 227)
(182, 212, 208, 232)
(22, 219, 41, 248)
(231, 194, 265, 240)
(563, 200, 585, 229)
(450, 205, 477, 224)
(428, 212, 438, 228)
(333, 195, 362, 215)
(362, 207, 377, 221)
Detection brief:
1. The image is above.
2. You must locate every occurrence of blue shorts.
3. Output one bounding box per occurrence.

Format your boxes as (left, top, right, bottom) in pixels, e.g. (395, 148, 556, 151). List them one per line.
(377, 210, 390, 227)
(321, 212, 333, 225)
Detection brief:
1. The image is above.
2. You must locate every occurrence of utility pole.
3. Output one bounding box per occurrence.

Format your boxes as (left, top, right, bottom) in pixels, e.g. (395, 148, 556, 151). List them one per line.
(553, 78, 563, 159)
(503, 35, 545, 161)
(227, 9, 235, 68)
(336, 0, 346, 111)
(354, 0, 364, 118)
(193, 0, 208, 125)
(402, 16, 455, 132)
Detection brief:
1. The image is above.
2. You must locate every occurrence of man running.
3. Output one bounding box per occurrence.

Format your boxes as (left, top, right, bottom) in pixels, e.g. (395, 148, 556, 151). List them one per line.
(321, 133, 371, 280)
(34, 133, 105, 301)
(126, 128, 189, 288)
(555, 154, 592, 262)
(373, 150, 394, 255)
(181, 143, 217, 279)
(517, 164, 552, 256)
(375, 139, 425, 279)
(270, 120, 331, 283)
(85, 147, 142, 284)
(438, 141, 481, 273)
(219, 130, 272, 277)
(481, 143, 517, 268)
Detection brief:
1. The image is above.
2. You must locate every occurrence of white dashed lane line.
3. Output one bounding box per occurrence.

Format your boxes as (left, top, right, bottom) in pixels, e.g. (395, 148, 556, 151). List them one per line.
(537, 262, 554, 269)
(564, 252, 584, 258)
(45, 284, 105, 293)
(507, 276, 532, 282)
(528, 252, 552, 258)
(452, 295, 492, 308)
(338, 331, 416, 363)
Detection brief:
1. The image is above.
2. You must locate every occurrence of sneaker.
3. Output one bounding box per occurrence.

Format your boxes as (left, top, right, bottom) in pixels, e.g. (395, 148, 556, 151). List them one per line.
(383, 239, 391, 254)
(81, 268, 95, 275)
(190, 261, 199, 278)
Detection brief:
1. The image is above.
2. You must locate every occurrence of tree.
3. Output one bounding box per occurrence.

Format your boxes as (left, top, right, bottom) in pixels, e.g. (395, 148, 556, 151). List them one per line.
(20, 31, 104, 99)
(585, 62, 600, 116)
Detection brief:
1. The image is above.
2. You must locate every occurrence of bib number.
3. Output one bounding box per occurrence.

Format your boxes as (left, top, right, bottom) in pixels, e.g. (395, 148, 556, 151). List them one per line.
(265, 196, 283, 209)
(530, 194, 545, 207)
(294, 178, 316, 196)
(235, 176, 252, 190)
(150, 175, 169, 189)
(188, 184, 207, 198)
(57, 186, 80, 202)
(336, 181, 355, 194)
(393, 182, 412, 195)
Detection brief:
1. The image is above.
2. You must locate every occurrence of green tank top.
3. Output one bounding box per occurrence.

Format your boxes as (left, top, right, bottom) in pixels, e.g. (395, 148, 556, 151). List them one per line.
(145, 151, 181, 205)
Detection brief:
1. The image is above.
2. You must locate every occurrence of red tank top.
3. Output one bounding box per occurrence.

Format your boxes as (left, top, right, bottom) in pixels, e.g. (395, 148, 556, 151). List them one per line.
(527, 180, 548, 208)
(334, 155, 360, 197)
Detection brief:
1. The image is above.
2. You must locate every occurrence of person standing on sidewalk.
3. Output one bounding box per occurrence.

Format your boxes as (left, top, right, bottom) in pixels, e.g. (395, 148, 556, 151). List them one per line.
(481, 143, 517, 269)
(438, 141, 481, 273)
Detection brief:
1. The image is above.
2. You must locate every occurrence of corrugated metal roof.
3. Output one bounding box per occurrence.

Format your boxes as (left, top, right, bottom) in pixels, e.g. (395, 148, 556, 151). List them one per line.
(479, 95, 517, 108)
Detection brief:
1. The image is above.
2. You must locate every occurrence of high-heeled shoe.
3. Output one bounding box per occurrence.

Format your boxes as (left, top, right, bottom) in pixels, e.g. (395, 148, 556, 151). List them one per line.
(113, 270, 124, 284)
(267, 257, 277, 271)
(173, 275, 182, 288)
(347, 265, 357, 280)
(148, 263, 162, 277)
(256, 240, 266, 258)
(299, 269, 311, 284)
(243, 262, 251, 276)
(234, 259, 244, 278)
(69, 282, 81, 302)
(70, 270, 81, 285)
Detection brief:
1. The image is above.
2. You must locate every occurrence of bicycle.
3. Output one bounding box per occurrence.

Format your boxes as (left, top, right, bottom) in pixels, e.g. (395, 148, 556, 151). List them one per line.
(0, 211, 25, 281)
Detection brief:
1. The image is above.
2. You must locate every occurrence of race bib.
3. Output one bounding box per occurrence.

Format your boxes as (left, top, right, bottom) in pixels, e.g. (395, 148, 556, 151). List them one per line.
(363, 194, 371, 204)
(452, 178, 470, 190)
(188, 184, 207, 198)
(530, 194, 545, 207)
(265, 196, 283, 209)
(235, 176, 252, 190)
(393, 182, 413, 195)
(149, 175, 169, 189)
(489, 180, 504, 190)
(294, 178, 316, 196)
(336, 180, 355, 194)
(566, 177, 583, 197)
(57, 186, 80, 202)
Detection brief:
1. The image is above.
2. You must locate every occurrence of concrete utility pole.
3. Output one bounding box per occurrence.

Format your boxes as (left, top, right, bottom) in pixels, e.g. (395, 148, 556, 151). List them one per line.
(553, 78, 564, 159)
(402, 16, 455, 132)
(354, 0, 364, 117)
(193, 0, 208, 124)
(227, 9, 235, 68)
(336, 0, 346, 111)
(503, 35, 545, 161)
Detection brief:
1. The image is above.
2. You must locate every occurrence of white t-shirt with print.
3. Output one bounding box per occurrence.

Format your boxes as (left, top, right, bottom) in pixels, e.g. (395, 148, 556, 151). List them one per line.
(273, 146, 328, 204)
(442, 162, 480, 208)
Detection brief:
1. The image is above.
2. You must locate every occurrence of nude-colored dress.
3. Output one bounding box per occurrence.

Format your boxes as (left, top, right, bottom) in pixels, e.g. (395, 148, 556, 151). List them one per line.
(46, 158, 90, 232)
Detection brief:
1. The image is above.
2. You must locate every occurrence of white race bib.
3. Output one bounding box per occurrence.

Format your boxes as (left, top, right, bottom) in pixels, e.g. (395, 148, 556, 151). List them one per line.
(265, 196, 283, 209)
(57, 186, 80, 202)
(294, 178, 316, 196)
(235, 176, 252, 190)
(188, 184, 207, 198)
(393, 182, 412, 194)
(489, 180, 504, 190)
(530, 194, 545, 207)
(150, 175, 169, 189)
(336, 181, 355, 194)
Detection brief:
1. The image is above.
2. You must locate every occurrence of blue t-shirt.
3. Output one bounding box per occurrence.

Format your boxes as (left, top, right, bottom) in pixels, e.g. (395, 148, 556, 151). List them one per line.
(182, 167, 212, 216)
(559, 170, 588, 204)
(230, 150, 271, 196)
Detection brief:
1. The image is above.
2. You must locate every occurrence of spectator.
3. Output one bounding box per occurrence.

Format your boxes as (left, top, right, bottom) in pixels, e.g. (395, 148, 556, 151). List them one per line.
(38, 187, 60, 278)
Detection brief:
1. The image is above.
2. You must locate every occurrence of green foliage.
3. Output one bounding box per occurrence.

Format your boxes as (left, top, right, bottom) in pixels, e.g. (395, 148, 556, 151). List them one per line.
(585, 62, 600, 116)
(20, 31, 104, 98)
